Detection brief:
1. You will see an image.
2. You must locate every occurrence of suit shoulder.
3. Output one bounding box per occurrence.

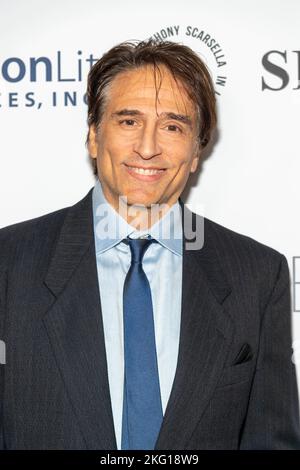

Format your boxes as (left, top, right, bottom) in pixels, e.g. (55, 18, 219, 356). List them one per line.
(200, 216, 288, 305)
(0, 206, 69, 268)
(0, 206, 68, 242)
(0, 186, 93, 270)
(202, 215, 285, 265)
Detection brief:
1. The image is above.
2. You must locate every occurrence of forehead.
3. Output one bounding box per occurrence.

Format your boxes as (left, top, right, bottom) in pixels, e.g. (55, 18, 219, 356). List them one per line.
(105, 65, 196, 116)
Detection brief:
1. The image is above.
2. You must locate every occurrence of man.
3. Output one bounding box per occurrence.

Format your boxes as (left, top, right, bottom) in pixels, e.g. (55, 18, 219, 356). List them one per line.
(0, 39, 299, 450)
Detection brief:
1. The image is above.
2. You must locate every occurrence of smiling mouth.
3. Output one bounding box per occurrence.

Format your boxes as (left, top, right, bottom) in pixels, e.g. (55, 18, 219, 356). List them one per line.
(124, 164, 166, 175)
(124, 164, 167, 182)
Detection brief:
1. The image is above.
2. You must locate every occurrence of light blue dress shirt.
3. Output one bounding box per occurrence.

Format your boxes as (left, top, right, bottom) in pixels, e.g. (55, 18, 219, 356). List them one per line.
(92, 179, 182, 450)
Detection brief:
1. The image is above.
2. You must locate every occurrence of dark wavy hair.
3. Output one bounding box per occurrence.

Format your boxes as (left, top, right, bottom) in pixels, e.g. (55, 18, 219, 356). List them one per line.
(86, 39, 217, 175)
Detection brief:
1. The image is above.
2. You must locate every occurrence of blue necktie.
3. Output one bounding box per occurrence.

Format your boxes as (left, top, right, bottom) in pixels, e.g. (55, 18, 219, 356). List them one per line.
(121, 235, 163, 450)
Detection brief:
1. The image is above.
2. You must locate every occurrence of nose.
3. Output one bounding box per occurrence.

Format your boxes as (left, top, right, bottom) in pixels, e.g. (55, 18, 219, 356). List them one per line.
(133, 123, 162, 159)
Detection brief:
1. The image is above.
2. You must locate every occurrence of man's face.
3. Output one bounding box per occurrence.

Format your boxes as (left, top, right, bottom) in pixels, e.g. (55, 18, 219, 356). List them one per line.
(89, 65, 200, 212)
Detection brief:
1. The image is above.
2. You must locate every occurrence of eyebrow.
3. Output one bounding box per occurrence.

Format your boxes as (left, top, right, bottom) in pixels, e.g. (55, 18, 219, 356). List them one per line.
(111, 109, 193, 128)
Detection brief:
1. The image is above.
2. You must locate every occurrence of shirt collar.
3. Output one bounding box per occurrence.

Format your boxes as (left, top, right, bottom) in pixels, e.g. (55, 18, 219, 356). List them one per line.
(92, 179, 182, 256)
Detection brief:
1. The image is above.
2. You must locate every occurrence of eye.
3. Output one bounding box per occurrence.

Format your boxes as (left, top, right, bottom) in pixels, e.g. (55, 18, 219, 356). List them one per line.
(165, 124, 182, 133)
(119, 119, 137, 126)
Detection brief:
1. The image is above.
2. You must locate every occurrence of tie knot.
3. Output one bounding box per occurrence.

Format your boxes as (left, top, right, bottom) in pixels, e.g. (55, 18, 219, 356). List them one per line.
(123, 236, 157, 264)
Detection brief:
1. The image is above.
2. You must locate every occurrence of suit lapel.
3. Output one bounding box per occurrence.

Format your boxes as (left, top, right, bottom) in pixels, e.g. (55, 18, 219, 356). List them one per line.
(43, 189, 117, 449)
(155, 201, 234, 450)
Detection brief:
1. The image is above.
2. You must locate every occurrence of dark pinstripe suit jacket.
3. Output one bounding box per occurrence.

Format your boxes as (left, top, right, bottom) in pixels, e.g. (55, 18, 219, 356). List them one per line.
(0, 187, 300, 449)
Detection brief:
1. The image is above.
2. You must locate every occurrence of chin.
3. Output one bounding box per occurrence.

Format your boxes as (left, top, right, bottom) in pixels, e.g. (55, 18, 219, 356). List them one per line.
(121, 192, 157, 209)
(125, 199, 154, 209)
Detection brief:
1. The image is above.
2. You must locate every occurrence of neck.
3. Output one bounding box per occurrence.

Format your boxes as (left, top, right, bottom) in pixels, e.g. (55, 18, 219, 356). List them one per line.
(97, 180, 178, 231)
(118, 198, 172, 231)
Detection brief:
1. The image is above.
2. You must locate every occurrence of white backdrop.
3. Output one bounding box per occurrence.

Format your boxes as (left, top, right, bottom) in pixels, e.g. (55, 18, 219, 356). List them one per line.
(1, 0, 300, 384)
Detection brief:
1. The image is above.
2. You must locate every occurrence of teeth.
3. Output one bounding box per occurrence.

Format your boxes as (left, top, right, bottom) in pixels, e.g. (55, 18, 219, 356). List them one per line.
(129, 166, 164, 175)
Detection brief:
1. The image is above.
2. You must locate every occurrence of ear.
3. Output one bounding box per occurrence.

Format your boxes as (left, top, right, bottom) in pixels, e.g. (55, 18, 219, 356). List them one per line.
(190, 155, 200, 173)
(88, 125, 98, 159)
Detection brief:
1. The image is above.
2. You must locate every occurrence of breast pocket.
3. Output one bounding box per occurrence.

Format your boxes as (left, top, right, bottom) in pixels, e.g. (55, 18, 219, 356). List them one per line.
(216, 359, 255, 388)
